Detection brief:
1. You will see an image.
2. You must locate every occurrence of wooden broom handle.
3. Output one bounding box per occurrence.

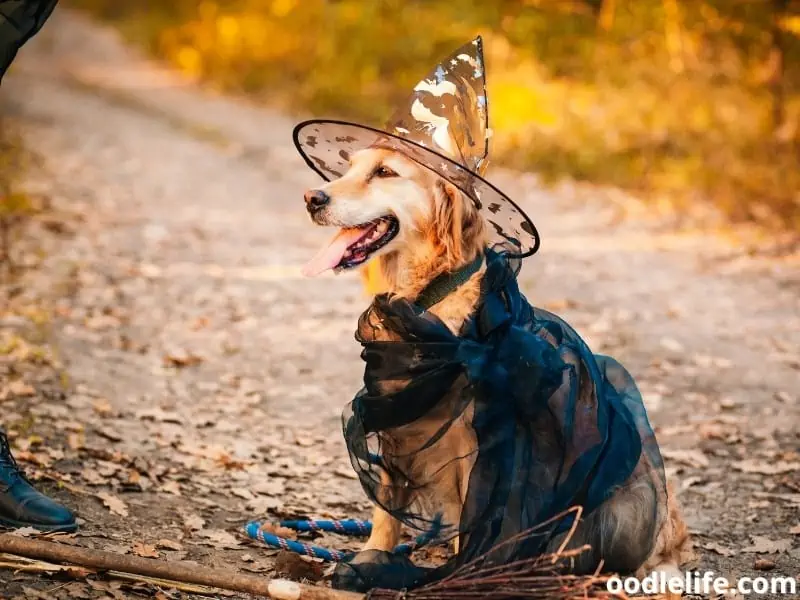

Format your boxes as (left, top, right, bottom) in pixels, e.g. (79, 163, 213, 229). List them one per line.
(0, 534, 363, 600)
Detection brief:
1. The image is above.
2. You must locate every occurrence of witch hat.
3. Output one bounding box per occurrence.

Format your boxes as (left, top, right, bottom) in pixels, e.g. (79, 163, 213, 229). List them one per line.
(293, 36, 539, 258)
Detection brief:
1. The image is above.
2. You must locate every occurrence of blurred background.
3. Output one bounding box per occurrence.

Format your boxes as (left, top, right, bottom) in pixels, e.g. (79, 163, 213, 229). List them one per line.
(68, 0, 800, 231)
(1, 6, 799, 594)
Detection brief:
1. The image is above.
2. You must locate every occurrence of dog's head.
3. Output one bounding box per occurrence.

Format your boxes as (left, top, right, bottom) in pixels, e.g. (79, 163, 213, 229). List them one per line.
(302, 147, 485, 293)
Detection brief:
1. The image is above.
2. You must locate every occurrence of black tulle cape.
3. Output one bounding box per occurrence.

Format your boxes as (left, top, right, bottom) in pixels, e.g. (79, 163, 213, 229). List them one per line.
(333, 250, 665, 591)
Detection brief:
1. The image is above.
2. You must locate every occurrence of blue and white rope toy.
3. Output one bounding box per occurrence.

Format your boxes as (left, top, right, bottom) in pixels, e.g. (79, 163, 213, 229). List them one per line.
(244, 517, 442, 563)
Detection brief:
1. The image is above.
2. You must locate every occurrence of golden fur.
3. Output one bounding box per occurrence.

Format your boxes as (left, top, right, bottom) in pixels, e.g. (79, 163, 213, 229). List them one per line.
(304, 147, 690, 581)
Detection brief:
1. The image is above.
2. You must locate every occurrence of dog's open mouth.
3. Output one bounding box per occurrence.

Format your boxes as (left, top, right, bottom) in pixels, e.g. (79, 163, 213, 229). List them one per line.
(303, 216, 399, 276)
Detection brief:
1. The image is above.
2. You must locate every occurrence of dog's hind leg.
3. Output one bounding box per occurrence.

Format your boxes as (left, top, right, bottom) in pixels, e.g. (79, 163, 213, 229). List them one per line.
(544, 479, 660, 575)
(637, 479, 692, 593)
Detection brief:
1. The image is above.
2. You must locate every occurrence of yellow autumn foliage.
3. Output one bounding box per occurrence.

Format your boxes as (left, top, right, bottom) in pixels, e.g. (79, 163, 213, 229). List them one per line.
(69, 0, 800, 229)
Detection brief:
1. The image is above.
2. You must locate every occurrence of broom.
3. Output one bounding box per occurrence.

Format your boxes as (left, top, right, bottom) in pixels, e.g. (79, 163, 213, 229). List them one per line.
(0, 508, 634, 600)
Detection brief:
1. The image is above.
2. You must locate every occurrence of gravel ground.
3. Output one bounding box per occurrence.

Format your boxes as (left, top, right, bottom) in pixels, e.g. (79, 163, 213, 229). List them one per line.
(0, 9, 798, 600)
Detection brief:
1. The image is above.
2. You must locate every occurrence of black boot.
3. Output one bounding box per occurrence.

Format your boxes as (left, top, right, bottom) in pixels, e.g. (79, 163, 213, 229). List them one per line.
(0, 430, 77, 532)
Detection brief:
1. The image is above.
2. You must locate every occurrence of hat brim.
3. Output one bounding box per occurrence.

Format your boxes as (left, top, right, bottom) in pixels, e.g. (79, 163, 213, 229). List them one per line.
(293, 119, 540, 258)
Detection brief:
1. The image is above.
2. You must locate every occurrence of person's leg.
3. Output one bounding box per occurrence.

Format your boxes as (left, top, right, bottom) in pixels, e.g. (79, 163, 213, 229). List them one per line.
(0, 0, 59, 82)
(1, 0, 75, 532)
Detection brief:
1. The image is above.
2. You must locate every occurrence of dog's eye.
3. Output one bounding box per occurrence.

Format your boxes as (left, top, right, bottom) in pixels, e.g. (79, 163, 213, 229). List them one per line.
(372, 165, 398, 179)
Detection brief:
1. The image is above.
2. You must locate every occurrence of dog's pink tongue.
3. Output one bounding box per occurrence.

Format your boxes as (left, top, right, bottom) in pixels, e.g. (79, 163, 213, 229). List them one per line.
(302, 228, 365, 276)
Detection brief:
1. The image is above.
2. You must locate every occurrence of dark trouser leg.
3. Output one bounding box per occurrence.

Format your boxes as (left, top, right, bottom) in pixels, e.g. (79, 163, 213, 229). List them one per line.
(0, 0, 59, 83)
(0, 0, 75, 533)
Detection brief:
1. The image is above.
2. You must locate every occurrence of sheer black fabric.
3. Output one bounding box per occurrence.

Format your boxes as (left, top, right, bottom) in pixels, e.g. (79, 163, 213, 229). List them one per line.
(333, 250, 666, 592)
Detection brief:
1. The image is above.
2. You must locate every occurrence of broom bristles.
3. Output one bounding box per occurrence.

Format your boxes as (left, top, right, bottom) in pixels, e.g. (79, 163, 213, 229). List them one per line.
(367, 507, 631, 600)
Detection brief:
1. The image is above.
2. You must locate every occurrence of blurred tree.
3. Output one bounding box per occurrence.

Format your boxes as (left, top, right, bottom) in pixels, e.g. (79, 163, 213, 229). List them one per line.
(69, 0, 800, 228)
(769, 0, 788, 135)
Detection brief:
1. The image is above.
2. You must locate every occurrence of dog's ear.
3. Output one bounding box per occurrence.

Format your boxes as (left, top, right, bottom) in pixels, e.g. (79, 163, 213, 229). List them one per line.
(434, 180, 482, 268)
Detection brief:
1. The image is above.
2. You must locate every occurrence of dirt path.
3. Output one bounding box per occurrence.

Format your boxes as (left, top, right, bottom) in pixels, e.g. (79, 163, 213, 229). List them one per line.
(1, 9, 798, 599)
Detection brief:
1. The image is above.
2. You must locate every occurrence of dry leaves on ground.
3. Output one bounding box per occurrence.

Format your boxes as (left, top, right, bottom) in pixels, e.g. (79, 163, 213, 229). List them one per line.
(162, 349, 204, 368)
(701, 541, 736, 557)
(741, 535, 794, 554)
(733, 460, 800, 475)
(196, 529, 241, 549)
(257, 522, 297, 539)
(661, 448, 710, 468)
(156, 538, 183, 551)
(131, 541, 160, 558)
(96, 492, 129, 517)
(1, 380, 36, 399)
(182, 513, 206, 532)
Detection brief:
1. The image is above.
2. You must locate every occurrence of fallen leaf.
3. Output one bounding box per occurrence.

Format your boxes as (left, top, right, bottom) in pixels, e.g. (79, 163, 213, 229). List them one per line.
(80, 468, 106, 486)
(196, 529, 241, 549)
(160, 480, 182, 496)
(274, 551, 323, 581)
(182, 513, 206, 531)
(87, 579, 126, 600)
(701, 541, 735, 556)
(131, 542, 160, 558)
(230, 487, 254, 500)
(94, 426, 122, 442)
(61, 582, 91, 599)
(67, 432, 84, 451)
(215, 453, 248, 470)
(741, 535, 793, 554)
(662, 448, 710, 468)
(753, 491, 800, 506)
(252, 480, 285, 496)
(163, 349, 204, 368)
(10, 526, 40, 537)
(733, 460, 800, 475)
(96, 492, 128, 517)
(92, 398, 113, 415)
(780, 476, 800, 493)
(22, 586, 52, 600)
(136, 407, 182, 423)
(334, 466, 358, 480)
(680, 476, 707, 490)
(7, 380, 35, 397)
(14, 450, 52, 467)
(258, 522, 296, 539)
(243, 562, 273, 573)
(246, 497, 281, 513)
(103, 543, 130, 555)
(659, 337, 684, 352)
(156, 538, 183, 551)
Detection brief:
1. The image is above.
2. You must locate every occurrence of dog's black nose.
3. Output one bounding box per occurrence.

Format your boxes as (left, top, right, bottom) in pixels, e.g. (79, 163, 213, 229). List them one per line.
(304, 189, 330, 211)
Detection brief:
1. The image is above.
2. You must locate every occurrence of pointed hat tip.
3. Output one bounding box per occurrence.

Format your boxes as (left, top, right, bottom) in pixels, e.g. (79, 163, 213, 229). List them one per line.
(473, 35, 485, 61)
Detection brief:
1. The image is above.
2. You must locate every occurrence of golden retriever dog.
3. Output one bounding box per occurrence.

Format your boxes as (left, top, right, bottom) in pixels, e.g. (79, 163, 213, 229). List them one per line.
(301, 146, 690, 581)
